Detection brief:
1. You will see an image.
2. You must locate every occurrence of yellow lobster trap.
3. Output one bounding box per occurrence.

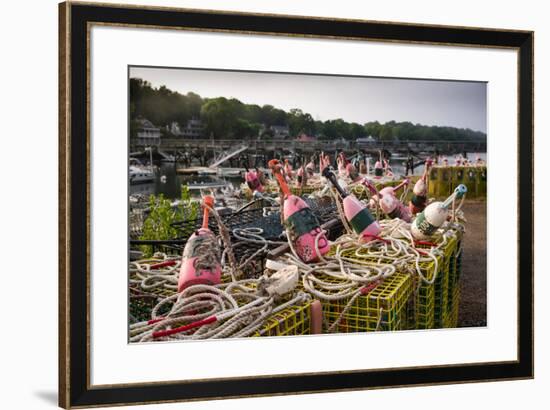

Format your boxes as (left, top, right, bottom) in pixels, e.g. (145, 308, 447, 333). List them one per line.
(290, 184, 323, 196)
(253, 300, 314, 337)
(300, 255, 413, 333)
(444, 287, 460, 328)
(415, 232, 461, 328)
(324, 272, 412, 332)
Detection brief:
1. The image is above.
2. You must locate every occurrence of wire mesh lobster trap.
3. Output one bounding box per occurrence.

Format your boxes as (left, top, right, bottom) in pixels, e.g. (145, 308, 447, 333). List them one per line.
(331, 228, 463, 331)
(253, 300, 314, 337)
(323, 273, 412, 333)
(414, 232, 462, 329)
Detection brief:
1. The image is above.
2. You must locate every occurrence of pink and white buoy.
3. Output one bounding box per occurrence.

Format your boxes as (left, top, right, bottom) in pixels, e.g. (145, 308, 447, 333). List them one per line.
(270, 159, 330, 263)
(409, 161, 431, 215)
(244, 166, 264, 193)
(411, 184, 467, 240)
(177, 195, 222, 292)
(323, 167, 381, 242)
(379, 179, 412, 222)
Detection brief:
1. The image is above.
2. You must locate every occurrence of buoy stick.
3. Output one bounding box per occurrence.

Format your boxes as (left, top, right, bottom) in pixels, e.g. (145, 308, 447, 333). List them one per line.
(269, 159, 291, 198)
(441, 185, 467, 209)
(361, 178, 379, 196)
(393, 178, 409, 193)
(322, 168, 348, 198)
(201, 195, 214, 229)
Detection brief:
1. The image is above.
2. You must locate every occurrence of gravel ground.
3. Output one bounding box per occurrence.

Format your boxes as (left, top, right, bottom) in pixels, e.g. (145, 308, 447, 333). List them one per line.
(457, 201, 487, 327)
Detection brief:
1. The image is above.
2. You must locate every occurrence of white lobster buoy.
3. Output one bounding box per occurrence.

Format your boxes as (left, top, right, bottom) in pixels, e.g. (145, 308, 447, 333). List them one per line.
(411, 184, 467, 240)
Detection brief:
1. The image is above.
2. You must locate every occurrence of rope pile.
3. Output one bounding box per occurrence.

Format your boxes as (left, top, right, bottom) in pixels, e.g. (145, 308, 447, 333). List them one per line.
(277, 195, 464, 332)
(130, 254, 180, 295)
(129, 178, 466, 338)
(129, 280, 309, 342)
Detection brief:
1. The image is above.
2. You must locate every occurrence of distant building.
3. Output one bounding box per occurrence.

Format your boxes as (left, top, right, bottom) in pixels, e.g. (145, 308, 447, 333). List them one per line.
(166, 118, 203, 139)
(136, 118, 161, 146)
(335, 137, 349, 147)
(296, 133, 316, 142)
(181, 118, 203, 139)
(356, 135, 376, 145)
(270, 125, 290, 139)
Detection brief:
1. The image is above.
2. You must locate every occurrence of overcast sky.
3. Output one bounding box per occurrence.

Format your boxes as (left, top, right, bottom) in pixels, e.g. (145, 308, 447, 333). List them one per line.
(130, 66, 487, 133)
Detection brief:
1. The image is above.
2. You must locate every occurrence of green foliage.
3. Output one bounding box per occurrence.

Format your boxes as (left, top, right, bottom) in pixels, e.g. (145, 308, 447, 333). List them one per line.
(138, 188, 200, 256)
(140, 194, 177, 240)
(130, 77, 486, 142)
(130, 78, 202, 131)
(288, 108, 315, 136)
(178, 185, 199, 224)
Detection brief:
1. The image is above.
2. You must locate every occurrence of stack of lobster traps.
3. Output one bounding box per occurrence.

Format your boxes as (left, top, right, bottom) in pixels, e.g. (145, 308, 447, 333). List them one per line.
(129, 197, 344, 330)
(129, 167, 469, 341)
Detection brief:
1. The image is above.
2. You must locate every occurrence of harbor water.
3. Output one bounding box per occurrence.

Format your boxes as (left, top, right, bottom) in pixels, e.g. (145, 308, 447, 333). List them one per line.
(130, 153, 487, 200)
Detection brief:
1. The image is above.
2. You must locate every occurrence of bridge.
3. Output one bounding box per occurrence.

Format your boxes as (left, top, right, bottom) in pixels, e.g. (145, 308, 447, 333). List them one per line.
(130, 138, 486, 166)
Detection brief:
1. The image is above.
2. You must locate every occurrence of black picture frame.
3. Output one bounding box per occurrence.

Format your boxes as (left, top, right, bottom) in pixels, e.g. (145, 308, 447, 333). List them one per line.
(59, 2, 534, 408)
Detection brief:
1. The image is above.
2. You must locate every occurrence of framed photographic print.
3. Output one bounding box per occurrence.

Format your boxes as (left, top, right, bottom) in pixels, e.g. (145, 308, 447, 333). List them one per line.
(59, 1, 533, 408)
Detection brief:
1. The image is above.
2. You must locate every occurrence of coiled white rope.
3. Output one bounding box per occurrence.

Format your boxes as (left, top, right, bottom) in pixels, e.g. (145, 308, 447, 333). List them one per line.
(129, 280, 310, 342)
(277, 210, 462, 332)
(129, 254, 180, 292)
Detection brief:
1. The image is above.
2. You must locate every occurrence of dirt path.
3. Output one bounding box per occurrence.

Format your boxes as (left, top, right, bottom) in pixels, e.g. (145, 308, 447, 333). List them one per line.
(458, 201, 487, 327)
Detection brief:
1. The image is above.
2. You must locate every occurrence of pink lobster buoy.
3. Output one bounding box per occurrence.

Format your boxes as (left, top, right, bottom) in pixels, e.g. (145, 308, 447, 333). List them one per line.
(320, 152, 332, 174)
(337, 155, 346, 177)
(409, 162, 431, 215)
(256, 167, 267, 186)
(369, 179, 412, 222)
(359, 160, 367, 175)
(338, 152, 360, 182)
(177, 195, 222, 292)
(284, 159, 293, 179)
(244, 166, 264, 193)
(346, 162, 360, 182)
(323, 168, 381, 242)
(383, 159, 394, 177)
(296, 165, 307, 185)
(306, 159, 315, 177)
(270, 159, 329, 263)
(374, 160, 383, 177)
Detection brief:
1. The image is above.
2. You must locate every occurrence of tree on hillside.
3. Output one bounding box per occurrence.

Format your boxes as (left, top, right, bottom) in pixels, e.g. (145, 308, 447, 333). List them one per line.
(129, 77, 487, 142)
(288, 108, 315, 136)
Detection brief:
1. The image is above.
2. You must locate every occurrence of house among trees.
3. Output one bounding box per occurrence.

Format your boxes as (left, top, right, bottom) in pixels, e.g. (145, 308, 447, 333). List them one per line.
(167, 118, 204, 139)
(136, 118, 161, 146)
(182, 117, 204, 139)
(270, 125, 290, 139)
